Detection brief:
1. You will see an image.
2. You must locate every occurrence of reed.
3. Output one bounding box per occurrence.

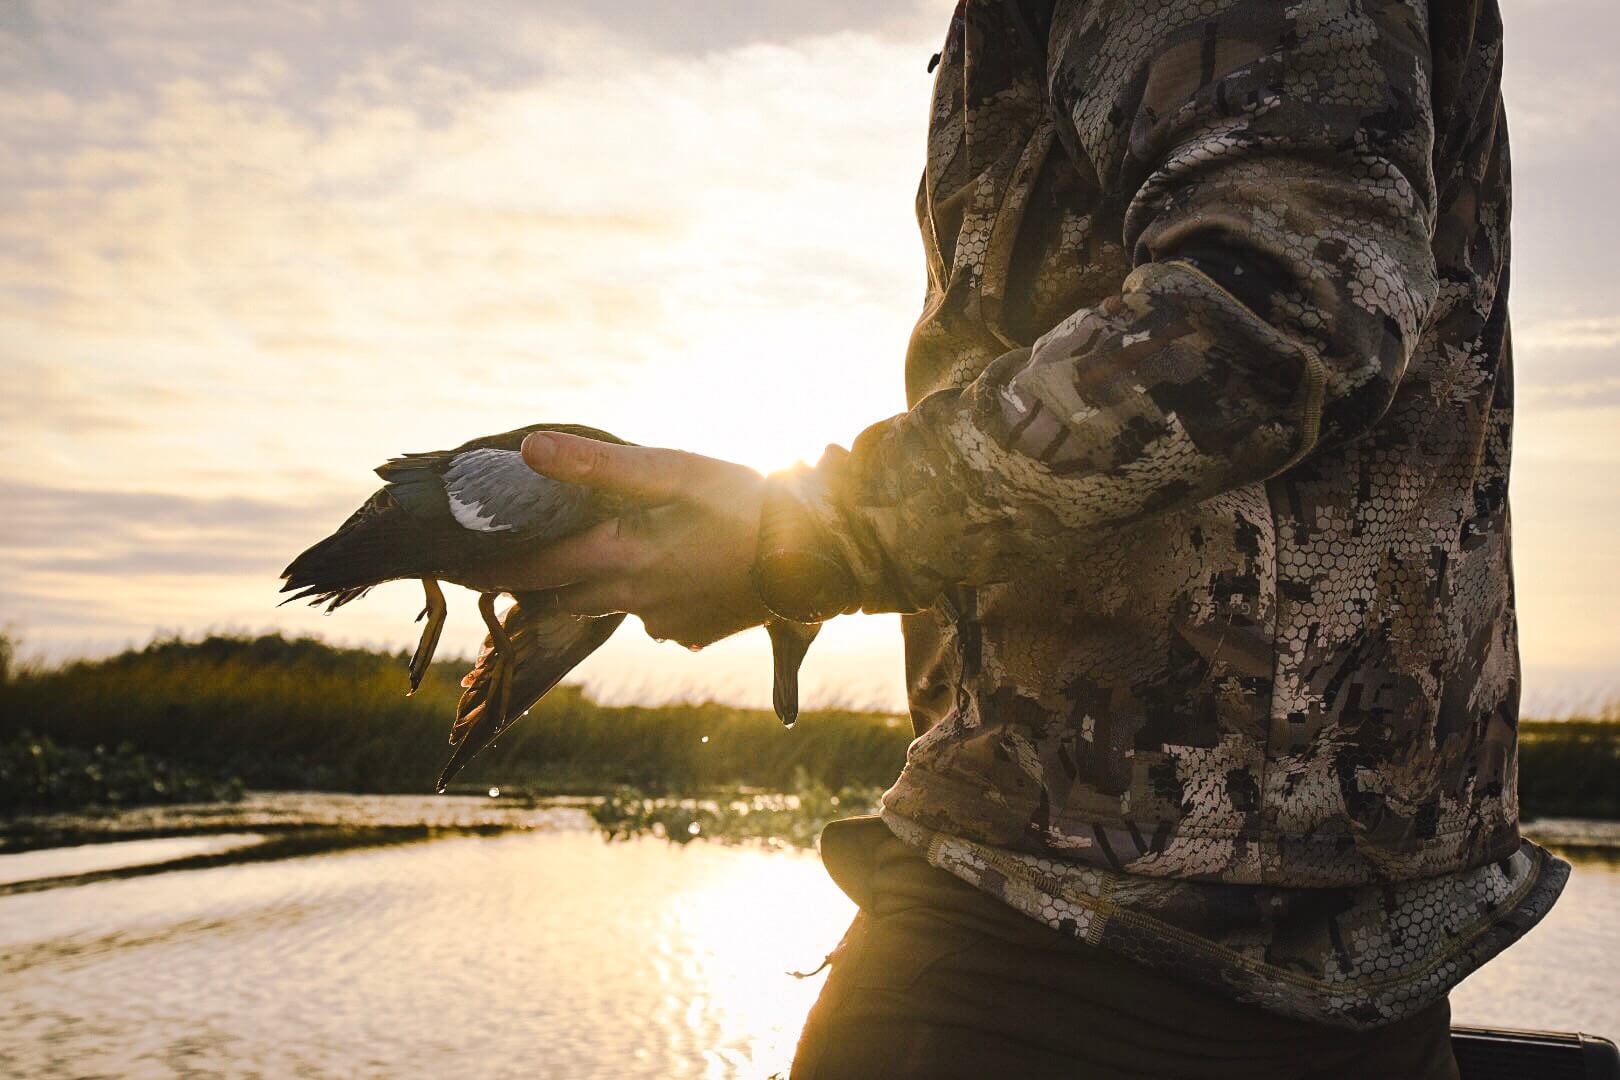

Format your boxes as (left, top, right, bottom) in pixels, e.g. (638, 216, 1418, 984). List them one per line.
(1, 633, 1613, 819)
(1519, 708, 1620, 820)
(0, 633, 911, 798)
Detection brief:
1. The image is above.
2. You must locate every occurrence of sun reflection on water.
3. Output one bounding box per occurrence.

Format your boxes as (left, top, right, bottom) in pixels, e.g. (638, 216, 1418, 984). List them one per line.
(654, 846, 855, 1078)
(0, 814, 862, 1079)
(0, 806, 1616, 1078)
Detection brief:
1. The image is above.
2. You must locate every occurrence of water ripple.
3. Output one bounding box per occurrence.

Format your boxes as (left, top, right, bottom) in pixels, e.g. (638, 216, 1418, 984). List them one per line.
(0, 799, 1612, 1078)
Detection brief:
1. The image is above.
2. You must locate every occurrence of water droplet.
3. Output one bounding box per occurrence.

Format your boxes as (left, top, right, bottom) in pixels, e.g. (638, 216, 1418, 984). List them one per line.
(488, 786, 501, 798)
(687, 821, 702, 836)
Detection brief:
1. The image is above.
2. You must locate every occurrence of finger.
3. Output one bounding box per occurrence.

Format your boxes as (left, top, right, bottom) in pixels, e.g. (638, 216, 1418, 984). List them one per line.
(552, 579, 637, 618)
(474, 519, 645, 592)
(521, 432, 744, 502)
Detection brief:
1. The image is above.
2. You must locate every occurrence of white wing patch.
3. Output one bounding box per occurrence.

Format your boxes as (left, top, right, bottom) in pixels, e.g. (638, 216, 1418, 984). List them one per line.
(440, 446, 598, 540)
(442, 448, 549, 535)
(447, 488, 517, 532)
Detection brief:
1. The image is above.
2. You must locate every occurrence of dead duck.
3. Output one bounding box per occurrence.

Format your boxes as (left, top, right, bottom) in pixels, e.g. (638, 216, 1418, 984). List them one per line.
(280, 422, 819, 791)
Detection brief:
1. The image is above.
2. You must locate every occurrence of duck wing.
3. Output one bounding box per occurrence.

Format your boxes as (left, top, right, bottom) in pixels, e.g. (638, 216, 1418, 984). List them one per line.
(438, 448, 600, 542)
(279, 486, 466, 611)
(282, 431, 623, 608)
(436, 593, 625, 791)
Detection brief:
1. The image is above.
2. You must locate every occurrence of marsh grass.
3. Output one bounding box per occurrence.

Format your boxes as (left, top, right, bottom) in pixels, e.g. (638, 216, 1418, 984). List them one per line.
(0, 633, 1613, 820)
(0, 633, 911, 804)
(1519, 708, 1620, 819)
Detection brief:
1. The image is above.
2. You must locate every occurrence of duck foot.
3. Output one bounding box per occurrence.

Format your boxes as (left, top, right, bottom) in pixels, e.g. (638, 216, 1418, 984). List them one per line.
(408, 578, 448, 695)
(477, 591, 514, 733)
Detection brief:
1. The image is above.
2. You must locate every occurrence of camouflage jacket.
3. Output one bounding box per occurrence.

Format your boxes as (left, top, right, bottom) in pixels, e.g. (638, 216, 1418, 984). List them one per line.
(777, 0, 1567, 1025)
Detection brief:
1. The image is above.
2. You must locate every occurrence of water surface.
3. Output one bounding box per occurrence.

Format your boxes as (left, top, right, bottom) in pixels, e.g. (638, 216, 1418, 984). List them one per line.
(1, 816, 849, 1078)
(0, 800, 1612, 1079)
(0, 834, 266, 888)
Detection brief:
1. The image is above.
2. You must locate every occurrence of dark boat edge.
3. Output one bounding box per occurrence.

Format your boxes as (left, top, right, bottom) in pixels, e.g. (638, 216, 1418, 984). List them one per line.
(1452, 1025, 1620, 1079)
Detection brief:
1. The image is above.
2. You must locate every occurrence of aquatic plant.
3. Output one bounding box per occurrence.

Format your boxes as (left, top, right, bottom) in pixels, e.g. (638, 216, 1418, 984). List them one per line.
(589, 768, 884, 848)
(0, 730, 244, 814)
(0, 633, 911, 799)
(1, 633, 1614, 820)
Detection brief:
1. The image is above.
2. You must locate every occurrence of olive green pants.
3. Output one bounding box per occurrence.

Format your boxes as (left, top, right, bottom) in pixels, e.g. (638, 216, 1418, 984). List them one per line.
(791, 818, 1458, 1080)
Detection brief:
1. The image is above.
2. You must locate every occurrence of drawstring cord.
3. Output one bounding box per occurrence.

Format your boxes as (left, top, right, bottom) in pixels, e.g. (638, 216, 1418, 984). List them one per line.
(788, 915, 862, 979)
(787, 954, 834, 980)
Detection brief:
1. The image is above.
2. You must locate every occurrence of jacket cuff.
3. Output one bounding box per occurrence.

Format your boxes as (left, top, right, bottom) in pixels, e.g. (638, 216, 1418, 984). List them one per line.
(751, 458, 859, 623)
(754, 443, 929, 618)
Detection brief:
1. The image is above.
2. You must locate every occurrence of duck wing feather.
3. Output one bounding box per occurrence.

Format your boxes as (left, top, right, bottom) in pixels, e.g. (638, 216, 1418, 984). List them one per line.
(281, 425, 628, 607)
(437, 593, 625, 791)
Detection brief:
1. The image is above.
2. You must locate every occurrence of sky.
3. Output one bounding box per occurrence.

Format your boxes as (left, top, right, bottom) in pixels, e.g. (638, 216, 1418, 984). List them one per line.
(1, 0, 1616, 715)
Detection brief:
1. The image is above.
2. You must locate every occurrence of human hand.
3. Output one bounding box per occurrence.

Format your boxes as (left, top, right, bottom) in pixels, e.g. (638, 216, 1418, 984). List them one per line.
(477, 431, 771, 649)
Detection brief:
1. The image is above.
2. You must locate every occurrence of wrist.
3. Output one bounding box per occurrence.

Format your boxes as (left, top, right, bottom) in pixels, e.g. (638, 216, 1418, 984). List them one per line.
(750, 472, 859, 624)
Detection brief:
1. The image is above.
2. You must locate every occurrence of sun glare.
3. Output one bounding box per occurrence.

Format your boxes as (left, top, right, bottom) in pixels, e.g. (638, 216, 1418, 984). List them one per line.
(662, 847, 855, 1077)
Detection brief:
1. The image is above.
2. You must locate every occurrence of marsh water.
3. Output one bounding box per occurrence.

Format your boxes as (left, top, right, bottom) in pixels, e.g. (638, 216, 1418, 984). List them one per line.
(1, 796, 1615, 1079)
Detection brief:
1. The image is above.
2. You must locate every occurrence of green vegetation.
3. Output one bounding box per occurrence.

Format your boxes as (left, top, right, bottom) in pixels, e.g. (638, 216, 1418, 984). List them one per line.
(0, 633, 910, 804)
(1, 633, 1614, 822)
(0, 731, 244, 815)
(1519, 711, 1620, 820)
(590, 770, 885, 848)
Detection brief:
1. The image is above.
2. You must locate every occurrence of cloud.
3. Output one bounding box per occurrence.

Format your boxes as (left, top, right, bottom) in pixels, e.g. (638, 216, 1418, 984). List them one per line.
(0, 480, 325, 534)
(21, 550, 278, 578)
(0, 0, 944, 178)
(1502, 1, 1620, 154)
(1516, 317, 1620, 351)
(0, 480, 352, 584)
(0, 7, 932, 510)
(0, 478, 374, 658)
(0, 4, 936, 685)
(0, 383, 141, 437)
(1513, 320, 1620, 408)
(2, 0, 1616, 704)
(1520, 381, 1620, 409)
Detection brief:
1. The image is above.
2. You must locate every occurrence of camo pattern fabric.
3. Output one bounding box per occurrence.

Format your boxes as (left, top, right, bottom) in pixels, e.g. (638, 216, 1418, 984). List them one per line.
(885, 814, 1565, 1028)
(777, 0, 1568, 1025)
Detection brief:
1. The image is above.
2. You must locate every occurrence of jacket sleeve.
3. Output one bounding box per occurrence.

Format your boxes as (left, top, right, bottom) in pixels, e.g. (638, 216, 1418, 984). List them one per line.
(778, 0, 1440, 616)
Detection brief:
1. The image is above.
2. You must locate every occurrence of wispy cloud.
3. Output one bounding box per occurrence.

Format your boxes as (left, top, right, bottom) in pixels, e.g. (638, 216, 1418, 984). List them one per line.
(0, 2, 938, 705)
(1, 7, 934, 493)
(0, 479, 343, 538)
(0, 480, 354, 608)
(1, 1, 1616, 707)
(1512, 320, 1620, 409)
(1516, 317, 1620, 351)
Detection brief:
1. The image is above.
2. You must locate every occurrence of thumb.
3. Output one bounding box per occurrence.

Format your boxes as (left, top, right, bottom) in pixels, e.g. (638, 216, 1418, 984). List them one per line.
(522, 431, 706, 502)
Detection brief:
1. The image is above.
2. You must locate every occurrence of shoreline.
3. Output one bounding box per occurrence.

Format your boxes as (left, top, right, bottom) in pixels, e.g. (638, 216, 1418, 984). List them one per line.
(3, 792, 1615, 897)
